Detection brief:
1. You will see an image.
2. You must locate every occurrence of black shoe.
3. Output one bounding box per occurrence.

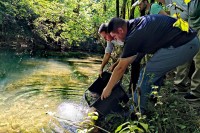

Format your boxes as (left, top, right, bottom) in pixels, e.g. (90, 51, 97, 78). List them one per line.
(171, 86, 188, 94)
(171, 88, 178, 93)
(184, 93, 200, 101)
(130, 112, 138, 121)
(150, 95, 157, 103)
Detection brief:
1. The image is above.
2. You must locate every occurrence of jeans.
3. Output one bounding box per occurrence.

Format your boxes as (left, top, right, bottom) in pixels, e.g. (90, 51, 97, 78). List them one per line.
(134, 37, 200, 113)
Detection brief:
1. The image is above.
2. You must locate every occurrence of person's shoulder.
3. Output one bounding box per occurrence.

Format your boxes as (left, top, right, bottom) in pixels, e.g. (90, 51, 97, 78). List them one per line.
(151, 3, 161, 8)
(150, 3, 163, 15)
(111, 40, 120, 46)
(106, 41, 113, 46)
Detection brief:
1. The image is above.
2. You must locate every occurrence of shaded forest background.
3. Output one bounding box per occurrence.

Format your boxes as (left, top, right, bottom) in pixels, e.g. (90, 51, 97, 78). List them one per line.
(0, 0, 155, 55)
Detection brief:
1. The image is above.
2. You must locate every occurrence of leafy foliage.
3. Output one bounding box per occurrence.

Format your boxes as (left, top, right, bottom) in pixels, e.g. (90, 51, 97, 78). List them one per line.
(0, 0, 116, 49)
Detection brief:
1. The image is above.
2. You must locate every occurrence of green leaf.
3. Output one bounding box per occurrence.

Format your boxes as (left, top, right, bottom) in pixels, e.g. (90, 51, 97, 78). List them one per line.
(88, 112, 99, 117)
(177, 124, 186, 129)
(139, 122, 149, 132)
(130, 125, 143, 132)
(88, 116, 98, 121)
(115, 122, 130, 133)
(151, 91, 158, 95)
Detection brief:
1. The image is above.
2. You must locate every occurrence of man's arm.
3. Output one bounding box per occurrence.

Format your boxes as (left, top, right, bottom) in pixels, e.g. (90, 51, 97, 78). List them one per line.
(108, 58, 120, 72)
(99, 53, 111, 76)
(101, 55, 137, 100)
(159, 10, 169, 16)
(99, 41, 114, 76)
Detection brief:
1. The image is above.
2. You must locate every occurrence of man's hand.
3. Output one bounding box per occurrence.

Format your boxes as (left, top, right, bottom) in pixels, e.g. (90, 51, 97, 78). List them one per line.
(101, 56, 136, 100)
(99, 69, 103, 78)
(101, 86, 112, 100)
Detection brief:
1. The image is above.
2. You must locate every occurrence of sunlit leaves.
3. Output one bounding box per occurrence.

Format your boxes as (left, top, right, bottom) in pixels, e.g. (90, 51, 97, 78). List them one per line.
(115, 121, 149, 133)
(3, 0, 115, 47)
(139, 122, 148, 131)
(5, 0, 115, 45)
(88, 111, 99, 120)
(76, 111, 99, 133)
(115, 122, 130, 133)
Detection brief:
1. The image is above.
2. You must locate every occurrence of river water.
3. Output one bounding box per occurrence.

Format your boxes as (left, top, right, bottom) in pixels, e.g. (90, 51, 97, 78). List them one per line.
(0, 50, 101, 132)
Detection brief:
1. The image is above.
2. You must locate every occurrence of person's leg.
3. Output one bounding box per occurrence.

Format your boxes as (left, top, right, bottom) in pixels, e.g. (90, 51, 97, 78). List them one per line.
(134, 37, 199, 113)
(173, 61, 192, 92)
(185, 31, 200, 100)
(190, 50, 200, 97)
(129, 62, 140, 94)
(184, 0, 200, 100)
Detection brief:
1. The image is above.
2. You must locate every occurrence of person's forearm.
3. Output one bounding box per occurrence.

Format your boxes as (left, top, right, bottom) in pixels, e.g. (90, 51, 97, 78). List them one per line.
(100, 53, 111, 70)
(112, 59, 120, 68)
(101, 56, 136, 100)
(109, 59, 120, 72)
(106, 64, 126, 90)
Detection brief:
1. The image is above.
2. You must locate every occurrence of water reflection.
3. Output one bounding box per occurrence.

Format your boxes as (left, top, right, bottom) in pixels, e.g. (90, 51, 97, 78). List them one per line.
(0, 50, 101, 132)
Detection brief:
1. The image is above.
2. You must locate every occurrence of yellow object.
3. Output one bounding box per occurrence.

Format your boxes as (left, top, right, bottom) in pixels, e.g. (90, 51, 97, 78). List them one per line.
(173, 18, 189, 32)
(172, 13, 179, 19)
(184, 0, 191, 4)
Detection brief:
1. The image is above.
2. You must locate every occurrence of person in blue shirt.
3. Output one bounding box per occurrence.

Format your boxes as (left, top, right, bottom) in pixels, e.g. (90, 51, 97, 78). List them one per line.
(101, 15, 199, 113)
(132, 0, 151, 16)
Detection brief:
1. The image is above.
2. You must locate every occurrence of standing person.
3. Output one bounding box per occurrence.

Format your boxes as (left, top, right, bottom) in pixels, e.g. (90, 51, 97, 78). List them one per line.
(184, 1, 200, 101)
(132, 0, 151, 16)
(166, 0, 194, 93)
(150, 0, 194, 93)
(100, 15, 199, 114)
(98, 23, 124, 76)
(150, 0, 169, 15)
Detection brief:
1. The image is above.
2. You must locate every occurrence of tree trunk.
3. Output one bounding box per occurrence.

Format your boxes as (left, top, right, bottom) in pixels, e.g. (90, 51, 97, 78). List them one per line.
(103, 0, 107, 13)
(116, 0, 119, 17)
(129, 0, 136, 19)
(121, 0, 127, 19)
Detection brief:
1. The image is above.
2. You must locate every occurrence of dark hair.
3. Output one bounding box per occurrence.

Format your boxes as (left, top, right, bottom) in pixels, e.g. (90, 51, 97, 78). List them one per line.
(98, 23, 108, 34)
(107, 17, 126, 33)
(142, 0, 149, 3)
(140, 0, 150, 16)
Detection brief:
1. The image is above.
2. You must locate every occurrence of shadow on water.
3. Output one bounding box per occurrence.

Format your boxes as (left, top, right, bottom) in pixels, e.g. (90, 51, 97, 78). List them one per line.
(0, 49, 101, 132)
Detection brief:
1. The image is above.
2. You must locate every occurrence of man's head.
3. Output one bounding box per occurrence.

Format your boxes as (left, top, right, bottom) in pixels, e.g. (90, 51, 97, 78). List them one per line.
(157, 0, 165, 4)
(98, 23, 113, 42)
(107, 17, 127, 42)
(138, 0, 149, 11)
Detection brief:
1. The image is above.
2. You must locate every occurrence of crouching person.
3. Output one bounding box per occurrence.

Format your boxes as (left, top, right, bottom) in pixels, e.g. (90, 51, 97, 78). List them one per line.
(100, 15, 200, 114)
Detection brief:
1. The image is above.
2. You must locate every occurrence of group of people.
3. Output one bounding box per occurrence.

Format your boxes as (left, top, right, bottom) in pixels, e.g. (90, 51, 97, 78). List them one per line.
(98, 0, 200, 114)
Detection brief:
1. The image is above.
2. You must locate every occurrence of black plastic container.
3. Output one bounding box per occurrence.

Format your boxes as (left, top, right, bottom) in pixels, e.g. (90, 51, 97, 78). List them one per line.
(85, 71, 129, 116)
